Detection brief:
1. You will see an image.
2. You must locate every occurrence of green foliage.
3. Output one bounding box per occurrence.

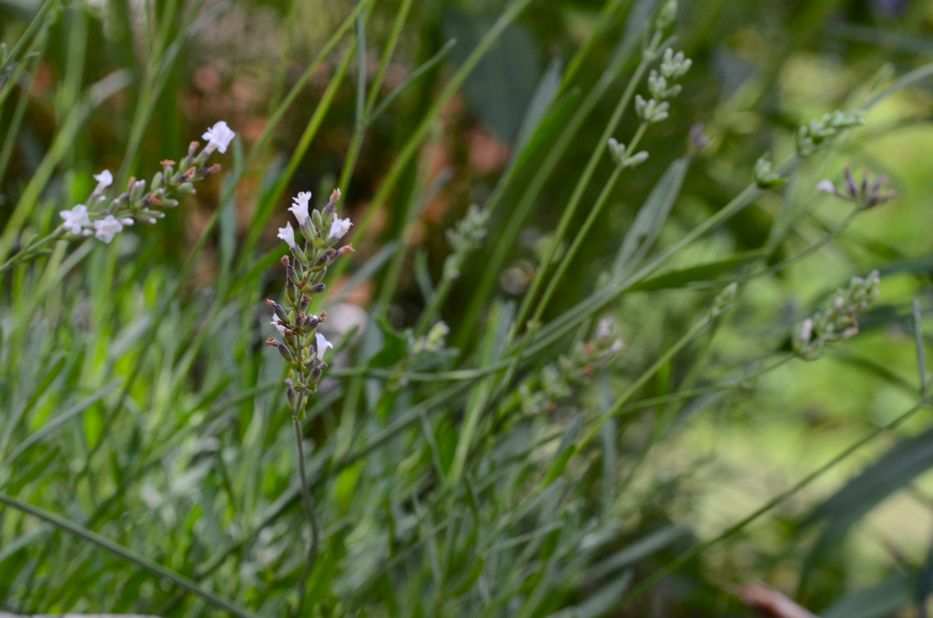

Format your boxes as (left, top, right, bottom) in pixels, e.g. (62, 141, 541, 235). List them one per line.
(1, 0, 932, 616)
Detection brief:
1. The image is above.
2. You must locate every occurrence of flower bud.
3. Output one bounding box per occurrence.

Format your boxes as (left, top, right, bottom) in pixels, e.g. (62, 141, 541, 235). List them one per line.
(266, 299, 289, 321)
(623, 151, 649, 169)
(285, 379, 297, 408)
(656, 0, 677, 28)
(129, 180, 146, 203)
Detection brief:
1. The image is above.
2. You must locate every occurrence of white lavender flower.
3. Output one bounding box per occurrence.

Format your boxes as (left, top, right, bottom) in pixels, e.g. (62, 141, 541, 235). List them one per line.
(201, 121, 236, 155)
(289, 191, 312, 226)
(816, 179, 836, 194)
(315, 332, 334, 361)
(271, 315, 287, 335)
(277, 222, 297, 249)
(754, 155, 784, 189)
(93, 169, 113, 193)
(634, 95, 670, 124)
(328, 216, 352, 240)
(93, 215, 123, 243)
(60, 204, 92, 235)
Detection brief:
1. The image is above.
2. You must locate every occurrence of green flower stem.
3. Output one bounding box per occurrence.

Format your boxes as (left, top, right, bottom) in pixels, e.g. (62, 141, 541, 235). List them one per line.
(532, 121, 650, 325)
(576, 308, 717, 452)
(510, 36, 657, 341)
(292, 416, 321, 616)
(0, 227, 63, 275)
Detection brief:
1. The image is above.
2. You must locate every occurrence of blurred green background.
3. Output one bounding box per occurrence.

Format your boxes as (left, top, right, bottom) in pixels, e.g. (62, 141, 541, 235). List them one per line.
(2, 0, 933, 616)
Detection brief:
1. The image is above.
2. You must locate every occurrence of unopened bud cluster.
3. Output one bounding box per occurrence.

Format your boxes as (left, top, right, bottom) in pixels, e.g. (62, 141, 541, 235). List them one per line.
(266, 188, 353, 420)
(443, 204, 489, 280)
(411, 321, 450, 355)
(710, 282, 738, 318)
(795, 111, 863, 158)
(636, 49, 691, 124)
(58, 121, 234, 243)
(519, 317, 624, 416)
(753, 155, 784, 189)
(793, 270, 880, 360)
(817, 167, 897, 210)
(610, 47, 691, 170)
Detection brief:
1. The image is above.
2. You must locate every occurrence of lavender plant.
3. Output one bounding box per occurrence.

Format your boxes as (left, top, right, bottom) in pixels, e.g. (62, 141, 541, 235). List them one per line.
(2, 0, 932, 615)
(0, 121, 236, 273)
(264, 187, 353, 613)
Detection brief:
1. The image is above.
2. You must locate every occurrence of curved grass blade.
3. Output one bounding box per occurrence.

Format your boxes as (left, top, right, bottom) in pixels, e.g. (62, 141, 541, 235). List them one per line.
(0, 492, 256, 618)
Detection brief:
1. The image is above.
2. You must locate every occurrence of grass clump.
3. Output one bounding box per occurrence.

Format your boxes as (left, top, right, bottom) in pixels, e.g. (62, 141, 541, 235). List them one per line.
(1, 1, 932, 616)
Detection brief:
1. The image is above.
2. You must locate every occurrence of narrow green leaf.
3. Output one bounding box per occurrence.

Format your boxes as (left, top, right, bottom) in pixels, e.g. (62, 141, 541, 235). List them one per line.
(613, 157, 690, 280)
(0, 492, 256, 617)
(822, 573, 913, 618)
(629, 251, 764, 292)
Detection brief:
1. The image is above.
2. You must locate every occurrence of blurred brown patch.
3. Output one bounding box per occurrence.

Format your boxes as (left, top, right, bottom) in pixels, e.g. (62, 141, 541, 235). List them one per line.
(467, 125, 510, 175)
(737, 583, 817, 618)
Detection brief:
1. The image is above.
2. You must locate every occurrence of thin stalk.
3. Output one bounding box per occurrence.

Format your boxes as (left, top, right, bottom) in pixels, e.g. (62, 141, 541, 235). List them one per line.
(454, 3, 652, 347)
(0, 0, 59, 107)
(486, 39, 659, 416)
(414, 263, 458, 336)
(578, 309, 716, 450)
(511, 34, 657, 340)
(0, 33, 45, 188)
(533, 121, 649, 323)
(0, 227, 62, 275)
(368, 0, 535, 308)
(292, 415, 321, 615)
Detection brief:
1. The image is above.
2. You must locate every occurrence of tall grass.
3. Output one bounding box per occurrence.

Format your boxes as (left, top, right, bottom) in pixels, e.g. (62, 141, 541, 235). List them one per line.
(1, 0, 932, 616)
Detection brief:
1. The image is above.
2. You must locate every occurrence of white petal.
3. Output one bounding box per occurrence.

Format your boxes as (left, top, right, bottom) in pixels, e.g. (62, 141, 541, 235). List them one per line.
(93, 215, 123, 243)
(277, 222, 296, 248)
(202, 121, 236, 154)
(328, 216, 352, 240)
(315, 332, 334, 361)
(289, 191, 311, 226)
(93, 169, 113, 188)
(816, 180, 836, 194)
(60, 204, 91, 234)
